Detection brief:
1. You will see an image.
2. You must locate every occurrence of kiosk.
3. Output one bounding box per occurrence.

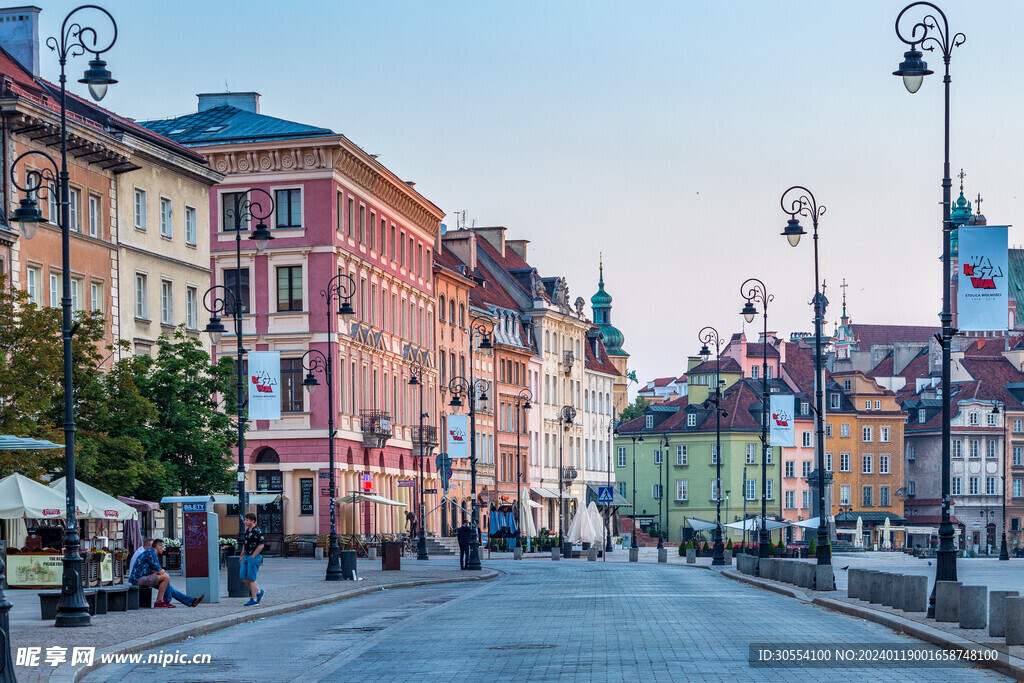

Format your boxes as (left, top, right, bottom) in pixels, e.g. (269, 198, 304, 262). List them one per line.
(179, 497, 219, 603)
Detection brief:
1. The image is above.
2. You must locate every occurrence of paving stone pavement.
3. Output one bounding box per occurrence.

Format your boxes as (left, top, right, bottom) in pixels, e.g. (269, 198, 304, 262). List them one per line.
(81, 560, 1011, 682)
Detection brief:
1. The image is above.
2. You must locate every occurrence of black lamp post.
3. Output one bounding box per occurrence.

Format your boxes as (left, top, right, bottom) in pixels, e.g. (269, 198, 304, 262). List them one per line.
(741, 278, 774, 559)
(408, 360, 431, 560)
(631, 433, 643, 549)
(992, 403, 1011, 560)
(659, 434, 669, 551)
(893, 1, 965, 616)
(447, 316, 493, 570)
(300, 273, 355, 579)
(699, 326, 728, 566)
(513, 388, 533, 552)
(558, 405, 577, 557)
(780, 185, 832, 567)
(9, 5, 119, 629)
(203, 189, 274, 595)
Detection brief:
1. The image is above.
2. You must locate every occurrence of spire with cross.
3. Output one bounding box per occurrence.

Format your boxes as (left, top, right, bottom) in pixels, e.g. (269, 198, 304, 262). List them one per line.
(975, 193, 983, 216)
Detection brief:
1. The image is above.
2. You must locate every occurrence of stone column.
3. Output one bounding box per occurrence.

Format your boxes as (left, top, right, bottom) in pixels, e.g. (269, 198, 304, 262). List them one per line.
(989, 590, 1020, 638)
(935, 581, 962, 622)
(958, 585, 987, 629)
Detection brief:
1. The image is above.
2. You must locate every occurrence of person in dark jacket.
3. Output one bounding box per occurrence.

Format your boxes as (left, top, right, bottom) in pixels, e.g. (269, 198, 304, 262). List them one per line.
(456, 521, 473, 570)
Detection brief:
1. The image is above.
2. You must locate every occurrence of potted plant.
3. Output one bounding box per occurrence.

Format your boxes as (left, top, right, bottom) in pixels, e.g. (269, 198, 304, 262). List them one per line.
(112, 547, 129, 561)
(808, 537, 817, 558)
(162, 538, 182, 570)
(678, 541, 686, 557)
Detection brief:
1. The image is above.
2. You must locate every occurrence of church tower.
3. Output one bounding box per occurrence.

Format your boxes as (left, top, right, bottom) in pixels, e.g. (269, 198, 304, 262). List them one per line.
(591, 256, 630, 413)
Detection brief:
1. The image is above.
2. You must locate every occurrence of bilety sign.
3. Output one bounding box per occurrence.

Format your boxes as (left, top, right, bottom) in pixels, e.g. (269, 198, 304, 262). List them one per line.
(247, 351, 281, 420)
(447, 414, 468, 459)
(769, 395, 795, 447)
(958, 225, 1008, 332)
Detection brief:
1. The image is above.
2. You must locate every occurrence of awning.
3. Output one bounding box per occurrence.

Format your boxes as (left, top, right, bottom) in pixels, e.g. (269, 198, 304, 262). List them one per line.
(725, 517, 790, 532)
(584, 484, 632, 508)
(160, 493, 284, 506)
(527, 500, 543, 509)
(0, 435, 64, 450)
(336, 493, 406, 507)
(834, 511, 906, 524)
(792, 517, 822, 529)
(685, 517, 718, 532)
(530, 487, 571, 500)
(117, 495, 160, 513)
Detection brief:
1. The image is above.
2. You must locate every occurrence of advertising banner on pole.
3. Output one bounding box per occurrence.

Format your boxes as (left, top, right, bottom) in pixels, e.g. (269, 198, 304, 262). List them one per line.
(247, 351, 281, 420)
(958, 225, 1008, 332)
(769, 395, 795, 447)
(447, 414, 469, 459)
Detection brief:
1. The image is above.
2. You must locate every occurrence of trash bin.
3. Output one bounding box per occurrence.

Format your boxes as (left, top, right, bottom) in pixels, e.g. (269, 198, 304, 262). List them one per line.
(382, 541, 402, 571)
(340, 550, 357, 580)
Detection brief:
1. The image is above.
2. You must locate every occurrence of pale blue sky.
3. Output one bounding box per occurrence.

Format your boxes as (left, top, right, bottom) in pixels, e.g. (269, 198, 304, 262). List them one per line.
(35, 0, 1024, 390)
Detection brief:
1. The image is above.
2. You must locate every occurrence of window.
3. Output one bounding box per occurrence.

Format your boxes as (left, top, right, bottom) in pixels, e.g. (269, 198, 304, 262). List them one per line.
(645, 415, 653, 429)
(843, 379, 851, 391)
(1015, 479, 1023, 498)
(969, 439, 980, 459)
(185, 206, 197, 246)
(988, 413, 997, 426)
(186, 286, 198, 329)
(223, 269, 250, 314)
(952, 477, 962, 496)
(221, 191, 244, 231)
(676, 445, 687, 466)
(711, 444, 719, 465)
(907, 481, 916, 496)
(751, 366, 758, 379)
(907, 444, 916, 461)
(880, 486, 890, 507)
(830, 393, 840, 410)
(839, 485, 851, 506)
(825, 423, 833, 438)
(369, 211, 376, 248)
(969, 476, 980, 496)
(840, 452, 850, 472)
(841, 423, 850, 438)
(785, 490, 795, 509)
(47, 181, 57, 220)
(952, 439, 963, 458)
(881, 426, 890, 443)
(918, 408, 927, 424)
(865, 400, 871, 411)
(1014, 446, 1022, 466)
(160, 280, 173, 324)
(874, 400, 881, 410)
(276, 266, 303, 311)
(617, 447, 626, 467)
(88, 195, 99, 237)
(766, 449, 773, 465)
(766, 480, 774, 500)
(879, 454, 889, 474)
(276, 189, 302, 228)
(987, 477, 997, 496)
(68, 187, 80, 232)
(687, 413, 696, 427)
(746, 443, 756, 464)
(862, 486, 872, 507)
(802, 461, 811, 478)
(801, 401, 809, 415)
(785, 461, 794, 478)
(135, 273, 148, 319)
(987, 439, 998, 459)
(651, 484, 662, 500)
(802, 432, 812, 448)
(802, 490, 809, 509)
(134, 189, 147, 230)
(862, 427, 873, 442)
(969, 411, 979, 426)
(862, 455, 873, 474)
(359, 205, 366, 243)
(676, 479, 688, 501)
(26, 267, 39, 305)
(1015, 419, 1023, 433)
(380, 218, 386, 253)
(617, 482, 626, 497)
(48, 273, 58, 308)
(654, 450, 662, 465)
(280, 358, 304, 412)
(90, 282, 101, 312)
(745, 479, 756, 501)
(70, 278, 81, 311)
(160, 197, 172, 238)
(825, 452, 833, 472)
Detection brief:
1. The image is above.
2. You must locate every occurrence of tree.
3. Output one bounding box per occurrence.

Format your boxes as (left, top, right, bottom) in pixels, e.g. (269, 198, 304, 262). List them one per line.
(618, 396, 650, 423)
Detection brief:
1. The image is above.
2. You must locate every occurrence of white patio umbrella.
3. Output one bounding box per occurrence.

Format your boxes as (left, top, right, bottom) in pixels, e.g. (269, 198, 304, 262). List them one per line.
(882, 517, 892, 550)
(855, 516, 864, 547)
(49, 479, 137, 521)
(0, 472, 82, 519)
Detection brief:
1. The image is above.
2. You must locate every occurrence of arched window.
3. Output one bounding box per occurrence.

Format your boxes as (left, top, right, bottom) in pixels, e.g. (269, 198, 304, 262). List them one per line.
(439, 295, 446, 321)
(449, 299, 456, 325)
(254, 447, 280, 464)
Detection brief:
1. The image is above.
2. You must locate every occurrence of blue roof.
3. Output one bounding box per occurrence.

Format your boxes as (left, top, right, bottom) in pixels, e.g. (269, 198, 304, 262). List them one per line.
(139, 105, 333, 146)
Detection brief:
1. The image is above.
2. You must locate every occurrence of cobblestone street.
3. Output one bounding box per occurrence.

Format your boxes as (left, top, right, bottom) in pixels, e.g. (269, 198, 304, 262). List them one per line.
(84, 561, 1010, 682)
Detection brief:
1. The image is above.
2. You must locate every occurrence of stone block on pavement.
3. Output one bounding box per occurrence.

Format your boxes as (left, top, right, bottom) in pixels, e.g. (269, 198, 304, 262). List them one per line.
(814, 564, 835, 592)
(724, 549, 732, 563)
(958, 585, 987, 629)
(587, 547, 597, 562)
(989, 590, 1020, 637)
(1005, 596, 1024, 646)
(890, 574, 905, 610)
(904, 575, 928, 613)
(629, 547, 639, 563)
(657, 548, 667, 563)
(847, 568, 863, 599)
(686, 549, 696, 564)
(935, 581, 962, 623)
(869, 572, 888, 604)
(551, 547, 560, 561)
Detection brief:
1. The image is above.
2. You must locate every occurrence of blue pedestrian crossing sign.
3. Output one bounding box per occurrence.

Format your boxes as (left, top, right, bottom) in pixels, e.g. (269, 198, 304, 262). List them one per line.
(597, 486, 615, 504)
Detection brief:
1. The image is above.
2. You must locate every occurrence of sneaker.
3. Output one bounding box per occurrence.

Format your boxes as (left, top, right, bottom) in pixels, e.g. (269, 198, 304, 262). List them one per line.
(256, 590, 265, 604)
(244, 599, 258, 606)
(191, 594, 205, 608)
(155, 601, 176, 608)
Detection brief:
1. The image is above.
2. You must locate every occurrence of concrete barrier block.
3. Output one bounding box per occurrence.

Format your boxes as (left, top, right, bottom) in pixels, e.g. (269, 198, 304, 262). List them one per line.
(769, 558, 782, 581)
(891, 575, 905, 610)
(1005, 596, 1024, 646)
(657, 548, 668, 563)
(814, 565, 835, 592)
(724, 549, 732, 563)
(959, 585, 987, 629)
(551, 547, 561, 561)
(882, 573, 896, 606)
(989, 590, 1020, 637)
(759, 558, 774, 580)
(869, 572, 887, 604)
(935, 581, 962, 623)
(904, 575, 928, 613)
(514, 547, 523, 560)
(587, 546, 597, 562)
(686, 549, 696, 564)
(847, 569, 863, 598)
(628, 547, 639, 563)
(797, 563, 813, 588)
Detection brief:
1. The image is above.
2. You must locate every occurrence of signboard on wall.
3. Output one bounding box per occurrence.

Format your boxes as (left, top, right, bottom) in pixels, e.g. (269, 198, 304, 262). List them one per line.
(958, 225, 1008, 331)
(447, 414, 468, 459)
(247, 351, 281, 420)
(300, 478, 314, 515)
(769, 395, 795, 447)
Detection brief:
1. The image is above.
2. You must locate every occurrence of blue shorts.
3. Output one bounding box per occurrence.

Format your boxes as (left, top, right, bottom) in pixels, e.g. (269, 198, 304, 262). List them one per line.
(240, 554, 262, 582)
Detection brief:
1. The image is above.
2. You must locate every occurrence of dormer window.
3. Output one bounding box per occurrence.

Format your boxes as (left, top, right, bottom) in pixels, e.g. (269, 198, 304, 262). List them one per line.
(687, 413, 696, 427)
(969, 412, 979, 426)
(645, 415, 654, 430)
(918, 408, 926, 424)
(843, 379, 851, 391)
(801, 402, 809, 415)
(830, 393, 840, 410)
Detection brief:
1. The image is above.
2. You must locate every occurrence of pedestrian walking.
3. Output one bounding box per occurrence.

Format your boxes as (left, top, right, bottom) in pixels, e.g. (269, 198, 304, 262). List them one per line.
(456, 521, 473, 570)
(240, 512, 266, 606)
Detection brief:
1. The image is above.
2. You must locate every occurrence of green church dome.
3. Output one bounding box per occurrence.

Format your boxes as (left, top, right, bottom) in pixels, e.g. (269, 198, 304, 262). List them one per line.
(591, 257, 626, 356)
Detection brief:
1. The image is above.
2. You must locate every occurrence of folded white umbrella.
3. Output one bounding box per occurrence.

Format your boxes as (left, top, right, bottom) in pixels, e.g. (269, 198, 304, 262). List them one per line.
(0, 473, 81, 519)
(50, 479, 137, 521)
(519, 487, 537, 538)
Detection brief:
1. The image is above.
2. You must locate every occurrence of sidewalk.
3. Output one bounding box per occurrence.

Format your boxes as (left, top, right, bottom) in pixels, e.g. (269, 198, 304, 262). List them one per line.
(9, 556, 494, 683)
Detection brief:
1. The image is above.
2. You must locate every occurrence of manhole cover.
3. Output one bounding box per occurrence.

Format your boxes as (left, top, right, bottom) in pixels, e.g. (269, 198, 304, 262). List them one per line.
(331, 626, 385, 633)
(487, 644, 558, 651)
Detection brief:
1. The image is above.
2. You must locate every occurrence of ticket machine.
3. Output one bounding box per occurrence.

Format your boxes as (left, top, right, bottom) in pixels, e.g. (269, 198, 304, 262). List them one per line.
(180, 497, 220, 603)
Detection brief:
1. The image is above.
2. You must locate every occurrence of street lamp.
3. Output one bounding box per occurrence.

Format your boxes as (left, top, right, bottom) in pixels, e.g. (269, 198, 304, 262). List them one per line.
(513, 388, 533, 555)
(893, 1, 965, 617)
(9, 4, 119, 629)
(740, 278, 774, 559)
(992, 403, 1010, 560)
(631, 433, 644, 549)
(558, 405, 577, 557)
(203, 188, 275, 595)
(699, 326, 728, 565)
(659, 434, 669, 551)
(780, 185, 831, 568)
(447, 315, 493, 570)
(409, 360, 432, 561)
(300, 273, 355, 579)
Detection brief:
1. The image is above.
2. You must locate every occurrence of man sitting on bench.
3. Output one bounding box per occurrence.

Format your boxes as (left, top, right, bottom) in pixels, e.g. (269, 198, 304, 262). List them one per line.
(129, 539, 203, 608)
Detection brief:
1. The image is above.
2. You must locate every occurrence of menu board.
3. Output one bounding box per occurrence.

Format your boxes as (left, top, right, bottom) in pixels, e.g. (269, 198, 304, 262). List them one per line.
(300, 478, 314, 516)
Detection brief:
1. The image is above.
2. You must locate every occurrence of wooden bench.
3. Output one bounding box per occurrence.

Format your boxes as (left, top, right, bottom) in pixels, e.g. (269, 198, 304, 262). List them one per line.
(126, 585, 140, 610)
(40, 589, 98, 620)
(101, 586, 129, 612)
(136, 585, 153, 608)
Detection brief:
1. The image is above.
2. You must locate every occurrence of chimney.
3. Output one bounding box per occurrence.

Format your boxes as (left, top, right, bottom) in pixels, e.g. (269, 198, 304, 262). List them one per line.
(473, 227, 506, 257)
(0, 6, 40, 76)
(197, 91, 260, 113)
(507, 239, 529, 261)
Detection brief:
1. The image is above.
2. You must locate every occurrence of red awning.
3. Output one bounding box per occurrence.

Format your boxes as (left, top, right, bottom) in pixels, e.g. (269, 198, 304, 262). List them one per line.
(117, 495, 160, 512)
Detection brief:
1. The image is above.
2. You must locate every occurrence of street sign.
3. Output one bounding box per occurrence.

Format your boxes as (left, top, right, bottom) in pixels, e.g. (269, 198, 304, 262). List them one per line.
(436, 453, 452, 470)
(597, 486, 615, 504)
(398, 480, 416, 488)
(445, 468, 453, 480)
(423, 488, 437, 494)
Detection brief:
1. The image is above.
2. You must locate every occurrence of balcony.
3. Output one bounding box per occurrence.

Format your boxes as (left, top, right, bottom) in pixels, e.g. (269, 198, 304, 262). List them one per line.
(561, 466, 578, 483)
(561, 350, 575, 375)
(360, 410, 392, 448)
(411, 426, 438, 453)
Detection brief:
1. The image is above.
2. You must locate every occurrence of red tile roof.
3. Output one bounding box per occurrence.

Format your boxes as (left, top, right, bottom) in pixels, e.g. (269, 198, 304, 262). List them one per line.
(779, 342, 833, 393)
(847, 323, 939, 348)
(959, 356, 1024, 408)
(745, 343, 780, 358)
(585, 333, 620, 376)
(470, 261, 521, 311)
(433, 245, 467, 273)
(687, 358, 742, 375)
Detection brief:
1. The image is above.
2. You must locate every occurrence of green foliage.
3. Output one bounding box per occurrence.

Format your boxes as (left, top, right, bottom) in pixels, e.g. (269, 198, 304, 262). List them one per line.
(808, 537, 817, 557)
(618, 396, 651, 423)
(678, 541, 685, 556)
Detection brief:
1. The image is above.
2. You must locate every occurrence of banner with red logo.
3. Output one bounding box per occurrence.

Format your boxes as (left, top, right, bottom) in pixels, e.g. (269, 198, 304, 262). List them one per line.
(447, 414, 469, 459)
(958, 225, 1008, 331)
(769, 395, 794, 447)
(247, 351, 281, 420)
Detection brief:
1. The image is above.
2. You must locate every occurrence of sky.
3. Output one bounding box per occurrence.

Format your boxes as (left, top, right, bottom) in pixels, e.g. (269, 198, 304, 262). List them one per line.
(33, 0, 1024, 392)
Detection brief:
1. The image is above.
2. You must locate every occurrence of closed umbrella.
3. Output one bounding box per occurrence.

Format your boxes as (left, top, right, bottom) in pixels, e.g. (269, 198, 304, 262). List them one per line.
(519, 488, 537, 538)
(855, 516, 864, 548)
(882, 517, 892, 550)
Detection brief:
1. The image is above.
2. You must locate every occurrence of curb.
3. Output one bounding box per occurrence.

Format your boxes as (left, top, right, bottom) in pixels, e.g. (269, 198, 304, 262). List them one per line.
(52, 569, 497, 682)
(722, 568, 1024, 680)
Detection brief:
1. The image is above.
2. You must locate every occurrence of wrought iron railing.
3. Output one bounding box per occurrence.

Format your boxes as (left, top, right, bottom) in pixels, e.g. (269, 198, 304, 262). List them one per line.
(412, 426, 438, 449)
(360, 410, 392, 437)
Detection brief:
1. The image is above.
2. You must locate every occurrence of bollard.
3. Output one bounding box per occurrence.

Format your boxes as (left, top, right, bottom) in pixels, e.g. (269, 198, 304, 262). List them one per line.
(1004, 597, 1024, 645)
(891, 575, 905, 611)
(340, 550, 357, 580)
(629, 547, 639, 563)
(989, 590, 1020, 637)
(935, 581, 962, 623)
(797, 563, 814, 588)
(904, 575, 928, 613)
(859, 571, 878, 602)
(848, 569, 863, 599)
(686, 549, 696, 564)
(551, 547, 561, 561)
(814, 564, 835, 592)
(869, 572, 888, 604)
(657, 548, 668, 563)
(882, 573, 897, 607)
(959, 586, 987, 629)
(587, 546, 597, 562)
(724, 549, 733, 564)
(763, 558, 778, 581)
